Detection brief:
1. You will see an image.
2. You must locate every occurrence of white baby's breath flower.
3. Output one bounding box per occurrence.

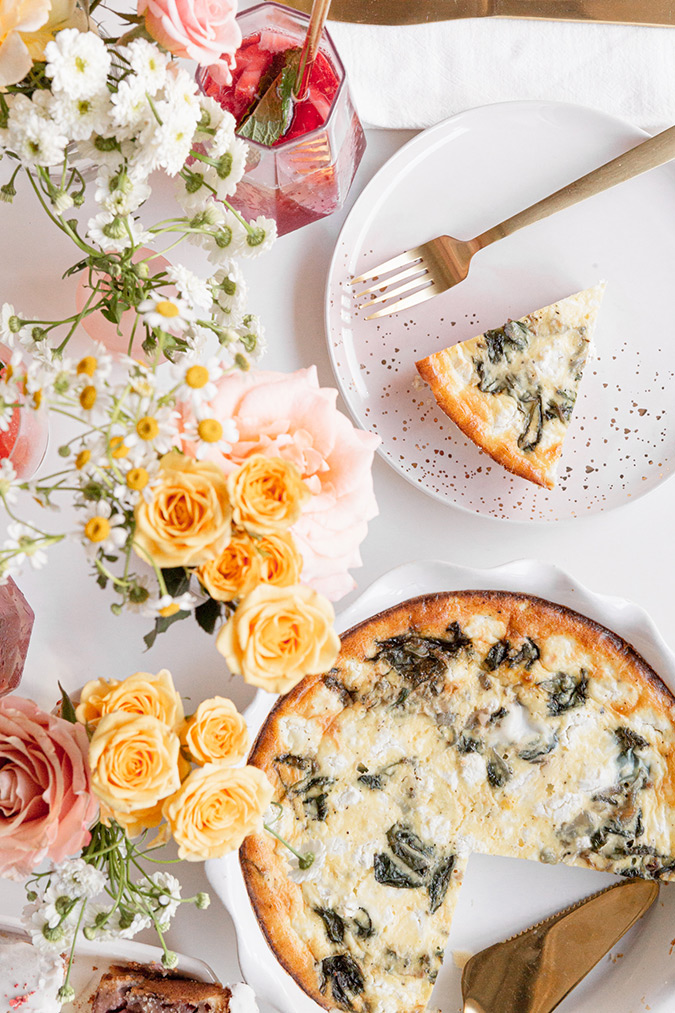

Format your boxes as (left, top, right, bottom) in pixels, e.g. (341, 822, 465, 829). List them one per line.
(139, 292, 196, 335)
(3, 523, 48, 570)
(239, 216, 277, 259)
(45, 29, 111, 99)
(142, 591, 198, 618)
(166, 264, 211, 313)
(77, 501, 127, 559)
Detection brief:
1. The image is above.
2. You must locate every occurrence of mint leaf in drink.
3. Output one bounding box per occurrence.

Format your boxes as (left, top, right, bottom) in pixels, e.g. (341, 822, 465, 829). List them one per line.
(238, 48, 301, 146)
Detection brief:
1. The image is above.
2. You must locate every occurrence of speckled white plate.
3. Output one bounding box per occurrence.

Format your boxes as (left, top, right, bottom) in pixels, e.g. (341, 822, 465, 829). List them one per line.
(325, 101, 675, 522)
(206, 558, 675, 1013)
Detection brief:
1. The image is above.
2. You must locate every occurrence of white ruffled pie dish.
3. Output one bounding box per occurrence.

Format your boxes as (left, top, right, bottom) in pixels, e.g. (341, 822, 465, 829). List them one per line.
(207, 558, 675, 1013)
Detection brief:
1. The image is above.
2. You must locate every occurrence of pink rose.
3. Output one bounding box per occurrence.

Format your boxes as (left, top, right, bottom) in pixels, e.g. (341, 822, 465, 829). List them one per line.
(0, 697, 99, 880)
(138, 0, 241, 86)
(182, 367, 380, 601)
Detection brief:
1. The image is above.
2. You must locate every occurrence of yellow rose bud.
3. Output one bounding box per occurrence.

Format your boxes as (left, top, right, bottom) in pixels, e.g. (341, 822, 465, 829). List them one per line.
(133, 451, 232, 568)
(216, 584, 340, 695)
(179, 697, 250, 767)
(227, 455, 310, 536)
(257, 532, 303, 587)
(163, 763, 273, 861)
(89, 713, 181, 814)
(75, 669, 184, 730)
(196, 529, 261, 601)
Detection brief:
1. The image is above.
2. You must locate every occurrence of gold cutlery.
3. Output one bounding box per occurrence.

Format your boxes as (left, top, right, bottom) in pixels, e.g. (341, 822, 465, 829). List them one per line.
(353, 123, 675, 319)
(461, 878, 658, 1013)
(283, 0, 675, 28)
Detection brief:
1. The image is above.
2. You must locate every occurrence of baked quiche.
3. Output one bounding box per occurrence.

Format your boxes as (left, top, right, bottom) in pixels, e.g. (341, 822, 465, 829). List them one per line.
(241, 591, 675, 1013)
(415, 285, 605, 489)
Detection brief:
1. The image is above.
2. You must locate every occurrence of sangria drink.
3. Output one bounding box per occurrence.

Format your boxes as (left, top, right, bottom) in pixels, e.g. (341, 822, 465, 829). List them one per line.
(0, 347, 48, 480)
(197, 2, 366, 235)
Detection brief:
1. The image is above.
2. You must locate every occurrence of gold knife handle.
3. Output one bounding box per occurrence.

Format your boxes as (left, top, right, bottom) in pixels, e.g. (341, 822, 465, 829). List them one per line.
(476, 124, 675, 248)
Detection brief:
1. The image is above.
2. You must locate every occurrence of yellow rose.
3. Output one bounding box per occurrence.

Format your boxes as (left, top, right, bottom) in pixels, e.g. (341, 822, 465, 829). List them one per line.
(88, 712, 181, 814)
(0, 0, 86, 88)
(227, 455, 310, 536)
(257, 532, 303, 587)
(133, 451, 232, 568)
(163, 763, 273, 861)
(179, 697, 249, 766)
(216, 584, 340, 694)
(196, 529, 261, 601)
(100, 799, 165, 838)
(75, 669, 184, 730)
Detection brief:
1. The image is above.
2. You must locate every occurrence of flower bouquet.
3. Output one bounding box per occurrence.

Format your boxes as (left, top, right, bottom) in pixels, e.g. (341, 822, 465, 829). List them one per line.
(0, 0, 380, 693)
(0, 670, 289, 1003)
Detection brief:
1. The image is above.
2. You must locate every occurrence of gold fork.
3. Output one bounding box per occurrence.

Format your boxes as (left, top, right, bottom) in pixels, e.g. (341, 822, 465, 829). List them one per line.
(353, 123, 675, 320)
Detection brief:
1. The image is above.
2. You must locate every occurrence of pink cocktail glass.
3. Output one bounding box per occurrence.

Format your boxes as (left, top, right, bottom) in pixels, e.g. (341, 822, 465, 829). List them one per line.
(197, 2, 366, 236)
(0, 346, 48, 481)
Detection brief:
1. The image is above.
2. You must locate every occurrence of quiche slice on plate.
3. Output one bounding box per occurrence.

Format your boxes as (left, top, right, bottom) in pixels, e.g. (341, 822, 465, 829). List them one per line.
(415, 284, 605, 489)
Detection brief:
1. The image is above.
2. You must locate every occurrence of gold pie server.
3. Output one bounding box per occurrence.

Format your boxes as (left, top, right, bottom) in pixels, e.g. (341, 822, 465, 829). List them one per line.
(460, 878, 658, 1013)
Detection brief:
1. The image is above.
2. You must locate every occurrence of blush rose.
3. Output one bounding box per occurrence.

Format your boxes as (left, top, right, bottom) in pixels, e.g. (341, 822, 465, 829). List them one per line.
(0, 696, 99, 880)
(139, 0, 241, 87)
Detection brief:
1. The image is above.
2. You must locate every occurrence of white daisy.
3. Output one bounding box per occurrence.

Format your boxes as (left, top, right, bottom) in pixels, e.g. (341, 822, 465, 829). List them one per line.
(76, 132, 124, 170)
(0, 303, 20, 346)
(125, 404, 181, 455)
(77, 501, 127, 559)
(166, 264, 211, 313)
(6, 95, 68, 167)
(86, 211, 150, 254)
(123, 574, 154, 613)
(3, 523, 48, 570)
(204, 136, 247, 200)
(142, 591, 198, 618)
(194, 96, 230, 142)
(0, 459, 18, 504)
(171, 354, 222, 406)
(51, 90, 111, 142)
(121, 38, 169, 95)
(45, 29, 111, 100)
(210, 262, 247, 328)
(95, 164, 151, 216)
(149, 872, 182, 928)
(286, 839, 327, 883)
(138, 292, 196, 335)
(182, 407, 237, 459)
(51, 859, 106, 900)
(110, 75, 153, 139)
(239, 215, 277, 259)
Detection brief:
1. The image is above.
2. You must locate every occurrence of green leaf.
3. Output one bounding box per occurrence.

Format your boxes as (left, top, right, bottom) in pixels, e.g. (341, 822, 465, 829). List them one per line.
(238, 48, 301, 147)
(162, 566, 190, 597)
(58, 682, 77, 724)
(195, 597, 222, 635)
(143, 609, 190, 650)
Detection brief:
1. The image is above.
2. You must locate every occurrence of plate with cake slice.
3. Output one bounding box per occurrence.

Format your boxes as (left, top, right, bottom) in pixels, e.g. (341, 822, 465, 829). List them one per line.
(206, 558, 675, 1013)
(0, 916, 255, 1013)
(324, 100, 675, 522)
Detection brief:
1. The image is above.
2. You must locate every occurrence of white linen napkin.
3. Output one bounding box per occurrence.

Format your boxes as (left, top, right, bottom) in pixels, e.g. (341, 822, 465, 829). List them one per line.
(329, 19, 675, 131)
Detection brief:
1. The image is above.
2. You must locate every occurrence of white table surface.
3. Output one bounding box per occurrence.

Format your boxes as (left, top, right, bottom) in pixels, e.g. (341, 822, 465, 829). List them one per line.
(2, 122, 675, 1000)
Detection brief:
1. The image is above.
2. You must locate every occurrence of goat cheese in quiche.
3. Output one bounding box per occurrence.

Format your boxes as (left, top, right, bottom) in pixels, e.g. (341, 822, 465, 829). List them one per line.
(415, 285, 605, 488)
(241, 591, 675, 1013)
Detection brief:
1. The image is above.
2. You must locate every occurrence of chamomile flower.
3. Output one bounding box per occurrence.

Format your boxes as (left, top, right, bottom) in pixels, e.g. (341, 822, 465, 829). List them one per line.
(5, 94, 68, 167)
(166, 264, 211, 313)
(78, 501, 127, 559)
(139, 292, 196, 335)
(239, 216, 277, 259)
(142, 591, 198, 618)
(113, 458, 160, 508)
(51, 90, 111, 142)
(149, 872, 182, 928)
(121, 39, 169, 94)
(95, 164, 151, 216)
(0, 460, 18, 504)
(3, 523, 48, 570)
(77, 132, 125, 169)
(287, 839, 327, 883)
(51, 859, 107, 899)
(75, 345, 113, 383)
(86, 211, 151, 254)
(182, 409, 238, 459)
(172, 355, 223, 406)
(210, 262, 247, 328)
(123, 574, 154, 613)
(125, 404, 180, 455)
(194, 96, 230, 142)
(45, 29, 111, 100)
(0, 303, 21, 346)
